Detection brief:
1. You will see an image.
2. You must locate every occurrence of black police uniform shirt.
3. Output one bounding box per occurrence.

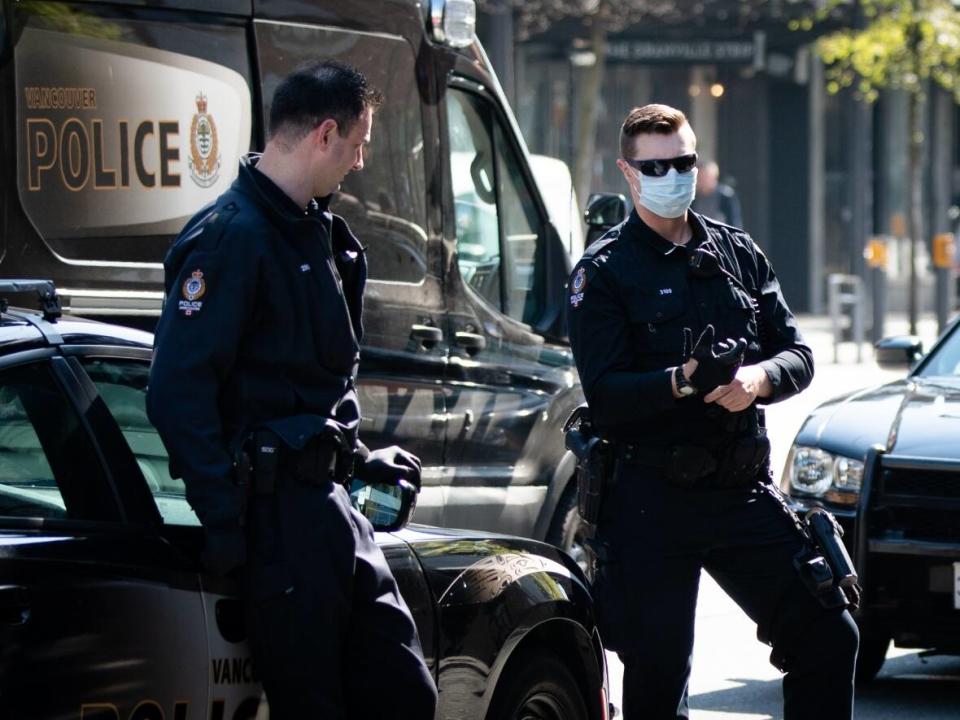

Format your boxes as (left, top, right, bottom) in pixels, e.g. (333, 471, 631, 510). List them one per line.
(567, 209, 813, 445)
(147, 155, 366, 539)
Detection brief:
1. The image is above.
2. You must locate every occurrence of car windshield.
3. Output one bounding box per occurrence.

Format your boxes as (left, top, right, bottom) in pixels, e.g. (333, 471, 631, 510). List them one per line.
(916, 323, 960, 378)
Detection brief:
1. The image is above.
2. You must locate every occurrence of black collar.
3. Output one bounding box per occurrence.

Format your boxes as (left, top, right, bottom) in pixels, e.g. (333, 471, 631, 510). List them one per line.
(625, 208, 710, 256)
(237, 154, 333, 229)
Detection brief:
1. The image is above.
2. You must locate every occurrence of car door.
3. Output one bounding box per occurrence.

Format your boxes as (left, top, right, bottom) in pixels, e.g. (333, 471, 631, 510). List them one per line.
(75, 353, 440, 713)
(0, 352, 208, 719)
(72, 353, 265, 718)
(438, 81, 580, 538)
(253, 19, 449, 525)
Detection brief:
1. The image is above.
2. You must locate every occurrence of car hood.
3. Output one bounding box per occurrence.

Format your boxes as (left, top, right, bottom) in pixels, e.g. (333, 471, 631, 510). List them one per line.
(796, 376, 960, 461)
(390, 524, 588, 604)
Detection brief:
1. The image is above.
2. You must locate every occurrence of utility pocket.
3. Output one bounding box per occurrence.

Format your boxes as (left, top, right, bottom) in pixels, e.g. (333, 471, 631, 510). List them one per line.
(720, 282, 759, 351)
(627, 293, 687, 358)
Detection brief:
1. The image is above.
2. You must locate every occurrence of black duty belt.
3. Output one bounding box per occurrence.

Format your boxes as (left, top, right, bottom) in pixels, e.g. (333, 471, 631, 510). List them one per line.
(242, 430, 356, 495)
(617, 434, 771, 489)
(618, 443, 719, 485)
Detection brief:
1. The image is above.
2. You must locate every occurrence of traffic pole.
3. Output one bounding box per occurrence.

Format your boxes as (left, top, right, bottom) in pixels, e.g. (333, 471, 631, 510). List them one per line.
(864, 237, 888, 344)
(933, 233, 956, 334)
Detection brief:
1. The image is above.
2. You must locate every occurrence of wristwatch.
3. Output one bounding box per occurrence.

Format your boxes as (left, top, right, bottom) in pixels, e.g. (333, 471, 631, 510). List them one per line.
(674, 365, 698, 397)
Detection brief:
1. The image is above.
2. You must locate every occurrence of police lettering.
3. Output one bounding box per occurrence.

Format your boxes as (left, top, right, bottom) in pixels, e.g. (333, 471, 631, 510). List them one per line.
(80, 698, 260, 720)
(211, 656, 257, 685)
(26, 118, 180, 191)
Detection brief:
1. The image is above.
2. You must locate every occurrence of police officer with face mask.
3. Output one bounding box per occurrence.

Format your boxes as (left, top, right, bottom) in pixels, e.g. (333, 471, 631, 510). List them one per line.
(566, 104, 859, 720)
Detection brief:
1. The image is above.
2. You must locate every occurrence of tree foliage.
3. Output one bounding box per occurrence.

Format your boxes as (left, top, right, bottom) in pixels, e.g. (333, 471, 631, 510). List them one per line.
(812, 0, 960, 101)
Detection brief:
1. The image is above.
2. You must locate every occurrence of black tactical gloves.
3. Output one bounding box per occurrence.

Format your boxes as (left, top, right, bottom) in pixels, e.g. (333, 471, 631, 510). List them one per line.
(682, 324, 747, 395)
(355, 445, 423, 490)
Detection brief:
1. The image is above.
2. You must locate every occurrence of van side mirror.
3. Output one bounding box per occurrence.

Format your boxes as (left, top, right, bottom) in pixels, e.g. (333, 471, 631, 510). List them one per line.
(584, 193, 627, 248)
(875, 335, 923, 370)
(349, 478, 418, 531)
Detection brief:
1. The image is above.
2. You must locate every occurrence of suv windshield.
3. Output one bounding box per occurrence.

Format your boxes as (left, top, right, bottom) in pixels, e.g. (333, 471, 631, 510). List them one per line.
(916, 324, 960, 378)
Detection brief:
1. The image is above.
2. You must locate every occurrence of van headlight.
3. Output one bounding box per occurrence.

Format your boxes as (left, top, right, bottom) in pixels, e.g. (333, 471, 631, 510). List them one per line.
(783, 445, 863, 506)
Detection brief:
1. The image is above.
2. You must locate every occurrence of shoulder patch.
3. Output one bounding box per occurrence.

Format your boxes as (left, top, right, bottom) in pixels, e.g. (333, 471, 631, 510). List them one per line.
(568, 264, 595, 309)
(178, 269, 207, 316)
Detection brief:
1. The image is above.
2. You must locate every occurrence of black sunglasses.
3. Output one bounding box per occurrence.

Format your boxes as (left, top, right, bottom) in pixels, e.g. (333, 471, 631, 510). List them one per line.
(623, 153, 698, 178)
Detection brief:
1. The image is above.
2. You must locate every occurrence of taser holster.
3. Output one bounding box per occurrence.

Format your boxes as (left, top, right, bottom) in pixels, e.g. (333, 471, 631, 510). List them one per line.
(795, 506, 861, 610)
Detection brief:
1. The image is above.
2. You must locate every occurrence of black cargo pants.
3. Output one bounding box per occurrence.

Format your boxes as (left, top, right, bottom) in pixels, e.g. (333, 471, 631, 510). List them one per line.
(593, 463, 859, 720)
(241, 479, 438, 719)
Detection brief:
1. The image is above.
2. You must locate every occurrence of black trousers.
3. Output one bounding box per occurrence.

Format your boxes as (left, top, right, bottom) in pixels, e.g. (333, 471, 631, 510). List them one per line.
(241, 480, 437, 719)
(593, 466, 859, 720)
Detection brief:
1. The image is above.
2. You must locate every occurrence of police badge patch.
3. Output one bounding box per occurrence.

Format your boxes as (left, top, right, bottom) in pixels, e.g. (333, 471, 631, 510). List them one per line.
(178, 269, 206, 316)
(569, 266, 587, 308)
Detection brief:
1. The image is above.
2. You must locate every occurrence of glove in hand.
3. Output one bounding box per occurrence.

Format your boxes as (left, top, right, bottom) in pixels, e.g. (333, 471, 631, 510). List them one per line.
(682, 324, 747, 395)
(356, 445, 423, 490)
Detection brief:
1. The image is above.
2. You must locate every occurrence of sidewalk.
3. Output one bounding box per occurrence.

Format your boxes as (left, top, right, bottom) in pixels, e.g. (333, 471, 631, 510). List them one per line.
(794, 311, 947, 367)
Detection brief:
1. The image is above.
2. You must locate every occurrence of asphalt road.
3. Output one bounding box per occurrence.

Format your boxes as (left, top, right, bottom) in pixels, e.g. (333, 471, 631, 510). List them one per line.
(605, 319, 960, 719)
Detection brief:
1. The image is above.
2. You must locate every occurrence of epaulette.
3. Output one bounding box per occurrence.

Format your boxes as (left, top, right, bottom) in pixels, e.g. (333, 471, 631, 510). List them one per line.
(697, 213, 748, 237)
(580, 224, 624, 266)
(163, 200, 241, 294)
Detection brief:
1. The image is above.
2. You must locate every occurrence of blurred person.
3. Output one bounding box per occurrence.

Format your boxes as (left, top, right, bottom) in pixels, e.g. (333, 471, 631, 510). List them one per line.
(692, 158, 743, 228)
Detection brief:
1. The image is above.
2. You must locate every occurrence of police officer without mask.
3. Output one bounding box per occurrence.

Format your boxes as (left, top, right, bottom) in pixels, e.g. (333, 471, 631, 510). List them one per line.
(147, 61, 438, 720)
(566, 104, 859, 719)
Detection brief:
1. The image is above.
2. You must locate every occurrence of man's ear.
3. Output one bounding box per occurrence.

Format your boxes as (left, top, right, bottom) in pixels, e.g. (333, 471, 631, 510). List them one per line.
(314, 118, 339, 150)
(616, 158, 639, 191)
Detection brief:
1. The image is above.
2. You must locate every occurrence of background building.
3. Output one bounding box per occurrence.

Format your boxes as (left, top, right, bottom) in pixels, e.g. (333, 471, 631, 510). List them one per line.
(479, 0, 959, 316)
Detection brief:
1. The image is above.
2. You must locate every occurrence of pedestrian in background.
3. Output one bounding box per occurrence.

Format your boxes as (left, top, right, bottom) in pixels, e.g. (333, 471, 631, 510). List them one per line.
(693, 158, 743, 228)
(147, 61, 437, 720)
(566, 104, 858, 719)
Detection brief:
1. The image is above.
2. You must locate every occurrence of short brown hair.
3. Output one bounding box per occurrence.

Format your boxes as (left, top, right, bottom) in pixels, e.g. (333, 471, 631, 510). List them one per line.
(619, 104, 688, 158)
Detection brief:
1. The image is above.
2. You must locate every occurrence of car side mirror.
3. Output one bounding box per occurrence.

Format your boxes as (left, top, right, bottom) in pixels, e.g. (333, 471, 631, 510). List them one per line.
(584, 193, 627, 248)
(875, 335, 924, 370)
(348, 478, 418, 532)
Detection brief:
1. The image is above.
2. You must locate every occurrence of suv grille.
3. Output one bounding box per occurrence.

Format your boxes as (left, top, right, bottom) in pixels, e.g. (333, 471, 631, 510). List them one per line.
(882, 468, 960, 499)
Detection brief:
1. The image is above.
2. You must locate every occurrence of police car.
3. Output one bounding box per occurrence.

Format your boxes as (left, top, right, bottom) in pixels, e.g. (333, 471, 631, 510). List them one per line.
(782, 320, 960, 682)
(0, 281, 609, 720)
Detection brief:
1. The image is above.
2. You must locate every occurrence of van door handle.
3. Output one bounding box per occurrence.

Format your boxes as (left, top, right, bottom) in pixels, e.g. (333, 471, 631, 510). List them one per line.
(454, 331, 486, 356)
(410, 324, 443, 350)
(0, 585, 31, 626)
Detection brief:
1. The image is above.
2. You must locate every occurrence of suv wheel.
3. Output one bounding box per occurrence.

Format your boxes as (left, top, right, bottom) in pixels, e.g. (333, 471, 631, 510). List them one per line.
(547, 485, 590, 576)
(486, 652, 589, 720)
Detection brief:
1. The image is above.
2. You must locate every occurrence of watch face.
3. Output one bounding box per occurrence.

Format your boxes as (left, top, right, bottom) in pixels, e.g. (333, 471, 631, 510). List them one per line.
(678, 384, 696, 396)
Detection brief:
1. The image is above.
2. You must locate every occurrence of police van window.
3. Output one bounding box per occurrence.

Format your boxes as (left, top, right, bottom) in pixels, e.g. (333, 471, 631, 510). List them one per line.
(13, 3, 253, 264)
(255, 23, 428, 284)
(447, 91, 502, 309)
(0, 362, 115, 522)
(447, 89, 546, 325)
(80, 358, 201, 527)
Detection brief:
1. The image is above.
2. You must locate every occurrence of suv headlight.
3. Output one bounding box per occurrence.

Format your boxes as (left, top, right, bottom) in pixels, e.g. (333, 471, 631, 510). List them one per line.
(783, 445, 863, 506)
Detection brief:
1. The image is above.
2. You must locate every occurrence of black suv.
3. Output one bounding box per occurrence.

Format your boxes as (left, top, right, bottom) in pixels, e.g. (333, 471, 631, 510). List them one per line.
(1, 0, 589, 558)
(781, 321, 960, 681)
(0, 282, 608, 720)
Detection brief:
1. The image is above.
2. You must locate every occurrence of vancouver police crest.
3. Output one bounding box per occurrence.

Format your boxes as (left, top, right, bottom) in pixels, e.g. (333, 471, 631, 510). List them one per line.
(569, 266, 587, 308)
(189, 93, 221, 188)
(178, 269, 206, 316)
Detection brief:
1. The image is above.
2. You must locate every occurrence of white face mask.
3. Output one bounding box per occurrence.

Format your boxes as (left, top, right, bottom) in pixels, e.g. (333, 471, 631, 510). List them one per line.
(635, 167, 698, 219)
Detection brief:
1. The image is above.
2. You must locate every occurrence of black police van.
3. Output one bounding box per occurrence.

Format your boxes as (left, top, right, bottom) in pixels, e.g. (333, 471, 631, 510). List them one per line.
(0, 0, 590, 556)
(0, 281, 608, 718)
